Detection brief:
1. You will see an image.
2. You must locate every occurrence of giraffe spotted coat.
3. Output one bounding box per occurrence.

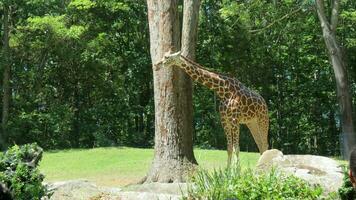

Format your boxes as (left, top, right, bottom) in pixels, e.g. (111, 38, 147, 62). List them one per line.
(159, 51, 269, 166)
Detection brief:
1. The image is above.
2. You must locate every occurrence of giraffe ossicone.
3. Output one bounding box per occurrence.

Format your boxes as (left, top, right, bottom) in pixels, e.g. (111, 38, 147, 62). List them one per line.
(162, 51, 269, 166)
(161, 51, 182, 67)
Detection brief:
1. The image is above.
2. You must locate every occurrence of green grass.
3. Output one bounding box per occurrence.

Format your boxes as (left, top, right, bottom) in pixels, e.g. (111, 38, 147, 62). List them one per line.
(334, 157, 348, 166)
(39, 147, 259, 186)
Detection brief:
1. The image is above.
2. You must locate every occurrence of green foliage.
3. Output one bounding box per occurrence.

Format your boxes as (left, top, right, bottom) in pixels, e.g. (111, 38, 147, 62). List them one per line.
(5, 0, 153, 149)
(0, 0, 355, 154)
(186, 166, 329, 200)
(0, 143, 47, 200)
(338, 166, 356, 200)
(340, 8, 356, 47)
(195, 0, 356, 155)
(68, 0, 96, 10)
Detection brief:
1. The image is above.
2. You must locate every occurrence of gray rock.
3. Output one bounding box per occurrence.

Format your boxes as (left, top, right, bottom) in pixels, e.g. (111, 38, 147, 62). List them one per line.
(47, 180, 103, 200)
(124, 182, 188, 195)
(109, 191, 181, 200)
(47, 180, 185, 200)
(257, 149, 344, 194)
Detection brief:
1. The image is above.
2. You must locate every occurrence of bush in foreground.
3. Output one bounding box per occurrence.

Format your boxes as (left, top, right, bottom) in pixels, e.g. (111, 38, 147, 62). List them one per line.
(0, 143, 47, 200)
(338, 166, 356, 200)
(185, 166, 336, 200)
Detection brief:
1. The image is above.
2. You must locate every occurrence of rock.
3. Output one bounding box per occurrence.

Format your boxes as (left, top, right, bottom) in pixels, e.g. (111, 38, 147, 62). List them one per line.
(105, 191, 181, 200)
(47, 180, 185, 200)
(256, 149, 344, 194)
(256, 149, 284, 168)
(124, 182, 188, 195)
(47, 180, 103, 200)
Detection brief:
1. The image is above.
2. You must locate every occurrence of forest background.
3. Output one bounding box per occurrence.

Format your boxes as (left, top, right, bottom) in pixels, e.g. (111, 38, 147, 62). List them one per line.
(0, 0, 355, 156)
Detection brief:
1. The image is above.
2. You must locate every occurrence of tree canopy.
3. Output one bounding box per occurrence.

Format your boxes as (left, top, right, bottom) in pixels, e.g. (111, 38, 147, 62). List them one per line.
(0, 0, 355, 156)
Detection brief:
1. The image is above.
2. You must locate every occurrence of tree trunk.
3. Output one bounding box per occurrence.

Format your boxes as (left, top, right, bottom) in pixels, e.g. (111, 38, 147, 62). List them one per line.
(328, 36, 355, 159)
(316, 0, 355, 159)
(72, 86, 80, 148)
(1, 4, 11, 149)
(143, 0, 198, 183)
(181, 0, 201, 60)
(180, 0, 201, 163)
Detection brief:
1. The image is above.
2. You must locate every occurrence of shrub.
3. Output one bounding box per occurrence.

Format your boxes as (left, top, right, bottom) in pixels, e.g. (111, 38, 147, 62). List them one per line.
(185, 166, 331, 200)
(338, 166, 356, 200)
(0, 143, 48, 200)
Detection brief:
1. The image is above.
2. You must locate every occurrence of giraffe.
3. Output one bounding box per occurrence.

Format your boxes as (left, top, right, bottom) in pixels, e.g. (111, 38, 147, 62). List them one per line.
(156, 51, 269, 166)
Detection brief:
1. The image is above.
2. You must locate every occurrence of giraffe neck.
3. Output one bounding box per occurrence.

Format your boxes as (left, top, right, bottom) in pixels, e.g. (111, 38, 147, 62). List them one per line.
(177, 56, 231, 99)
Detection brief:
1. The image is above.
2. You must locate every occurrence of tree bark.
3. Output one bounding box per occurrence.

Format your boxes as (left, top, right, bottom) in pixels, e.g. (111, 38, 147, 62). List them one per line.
(316, 0, 355, 159)
(1, 4, 11, 149)
(180, 0, 201, 168)
(143, 0, 199, 183)
(181, 0, 201, 60)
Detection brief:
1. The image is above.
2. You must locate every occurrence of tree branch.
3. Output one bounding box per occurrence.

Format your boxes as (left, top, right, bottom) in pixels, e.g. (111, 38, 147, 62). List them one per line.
(330, 0, 340, 32)
(249, 6, 303, 34)
(315, 0, 330, 31)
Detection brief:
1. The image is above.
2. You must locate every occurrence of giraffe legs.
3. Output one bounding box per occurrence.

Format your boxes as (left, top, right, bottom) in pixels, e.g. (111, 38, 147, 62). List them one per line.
(221, 117, 233, 166)
(227, 135, 233, 167)
(226, 130, 240, 167)
(230, 124, 240, 166)
(221, 117, 240, 167)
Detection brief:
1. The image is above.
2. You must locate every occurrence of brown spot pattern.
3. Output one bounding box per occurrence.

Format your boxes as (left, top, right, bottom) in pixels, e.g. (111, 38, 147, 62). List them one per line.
(164, 52, 269, 166)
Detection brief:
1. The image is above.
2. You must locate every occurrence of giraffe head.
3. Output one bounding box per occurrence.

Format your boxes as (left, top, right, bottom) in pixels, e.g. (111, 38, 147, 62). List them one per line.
(162, 51, 182, 67)
(154, 51, 182, 71)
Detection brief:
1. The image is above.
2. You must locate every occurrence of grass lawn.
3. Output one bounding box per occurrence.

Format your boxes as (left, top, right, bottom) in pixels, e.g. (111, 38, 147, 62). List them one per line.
(39, 147, 259, 186)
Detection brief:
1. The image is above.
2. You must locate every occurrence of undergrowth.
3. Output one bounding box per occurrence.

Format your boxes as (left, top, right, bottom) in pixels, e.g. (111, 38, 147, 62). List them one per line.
(0, 143, 48, 200)
(185, 166, 337, 200)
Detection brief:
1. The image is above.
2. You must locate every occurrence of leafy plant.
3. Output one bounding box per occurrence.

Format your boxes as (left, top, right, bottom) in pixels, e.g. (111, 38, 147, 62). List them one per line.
(185, 166, 331, 200)
(338, 166, 356, 200)
(0, 143, 48, 200)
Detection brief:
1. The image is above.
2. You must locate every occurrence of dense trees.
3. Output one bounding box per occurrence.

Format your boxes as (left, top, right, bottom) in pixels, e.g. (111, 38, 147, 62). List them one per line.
(1, 0, 153, 149)
(0, 0, 355, 157)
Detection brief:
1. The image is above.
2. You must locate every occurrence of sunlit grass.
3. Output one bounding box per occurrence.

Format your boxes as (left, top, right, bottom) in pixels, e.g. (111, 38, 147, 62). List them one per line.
(39, 147, 259, 186)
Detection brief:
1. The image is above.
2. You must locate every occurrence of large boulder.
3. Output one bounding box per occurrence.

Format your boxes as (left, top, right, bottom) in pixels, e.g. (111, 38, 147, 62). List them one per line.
(257, 149, 344, 194)
(47, 180, 103, 200)
(46, 180, 185, 200)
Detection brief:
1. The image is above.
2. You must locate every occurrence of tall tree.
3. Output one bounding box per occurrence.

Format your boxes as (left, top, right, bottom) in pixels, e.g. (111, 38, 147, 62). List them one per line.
(143, 0, 199, 183)
(316, 0, 355, 158)
(182, 0, 200, 59)
(180, 0, 201, 164)
(1, 1, 11, 149)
